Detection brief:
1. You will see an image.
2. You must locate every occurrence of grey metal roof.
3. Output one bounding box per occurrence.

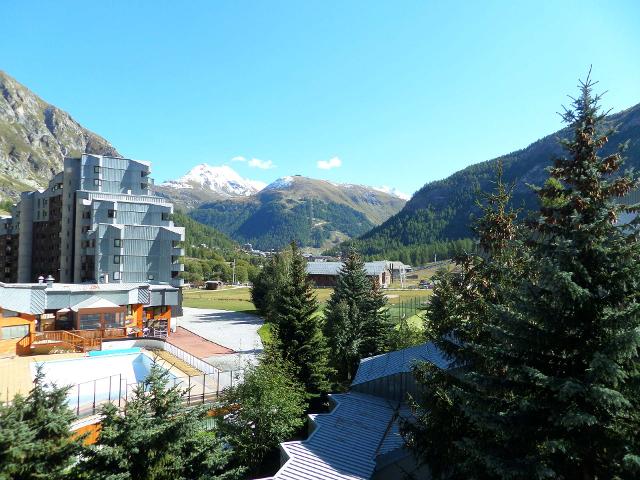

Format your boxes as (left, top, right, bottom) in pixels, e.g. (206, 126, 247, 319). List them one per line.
(352, 342, 449, 387)
(306, 261, 390, 277)
(276, 392, 407, 480)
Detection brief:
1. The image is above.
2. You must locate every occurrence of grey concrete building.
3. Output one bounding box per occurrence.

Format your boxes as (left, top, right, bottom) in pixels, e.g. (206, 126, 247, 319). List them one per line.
(0, 154, 184, 286)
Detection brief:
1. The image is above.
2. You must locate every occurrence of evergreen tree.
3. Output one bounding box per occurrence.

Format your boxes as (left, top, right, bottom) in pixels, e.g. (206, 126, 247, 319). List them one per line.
(76, 364, 241, 480)
(0, 367, 82, 480)
(403, 166, 523, 479)
(272, 242, 332, 396)
(494, 74, 640, 478)
(404, 75, 640, 479)
(251, 249, 291, 319)
(324, 248, 392, 381)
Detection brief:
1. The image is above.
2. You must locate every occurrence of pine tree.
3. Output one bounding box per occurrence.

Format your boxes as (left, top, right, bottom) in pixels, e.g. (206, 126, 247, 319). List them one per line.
(0, 367, 82, 480)
(272, 242, 332, 396)
(324, 248, 392, 381)
(76, 364, 242, 480)
(404, 75, 640, 479)
(493, 74, 640, 478)
(403, 166, 523, 479)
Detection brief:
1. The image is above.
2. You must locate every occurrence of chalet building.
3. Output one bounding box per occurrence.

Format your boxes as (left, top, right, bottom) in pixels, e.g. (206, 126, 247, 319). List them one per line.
(306, 261, 392, 288)
(266, 342, 450, 480)
(0, 280, 179, 356)
(0, 154, 185, 286)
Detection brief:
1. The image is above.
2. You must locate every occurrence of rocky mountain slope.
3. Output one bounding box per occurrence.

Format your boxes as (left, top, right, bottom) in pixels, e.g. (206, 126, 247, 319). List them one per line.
(189, 175, 407, 251)
(155, 164, 266, 209)
(354, 101, 640, 260)
(0, 71, 119, 200)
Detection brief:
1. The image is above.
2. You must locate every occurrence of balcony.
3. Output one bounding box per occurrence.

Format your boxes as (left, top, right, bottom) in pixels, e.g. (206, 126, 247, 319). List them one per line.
(171, 263, 184, 272)
(172, 247, 185, 257)
(170, 278, 184, 287)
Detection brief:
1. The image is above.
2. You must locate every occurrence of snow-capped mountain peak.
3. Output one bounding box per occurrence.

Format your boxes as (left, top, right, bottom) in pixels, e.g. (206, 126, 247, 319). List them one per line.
(161, 164, 266, 197)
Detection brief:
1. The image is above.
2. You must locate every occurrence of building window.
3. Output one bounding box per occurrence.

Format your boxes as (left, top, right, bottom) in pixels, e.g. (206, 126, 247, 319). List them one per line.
(114, 239, 121, 248)
(94, 165, 100, 174)
(113, 271, 121, 280)
(93, 179, 101, 187)
(141, 183, 148, 190)
(108, 209, 116, 218)
(78, 313, 101, 330)
(1, 324, 29, 340)
(114, 255, 121, 264)
(161, 212, 170, 221)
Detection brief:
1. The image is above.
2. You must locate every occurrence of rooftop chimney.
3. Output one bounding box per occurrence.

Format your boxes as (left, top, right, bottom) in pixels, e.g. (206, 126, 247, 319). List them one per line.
(45, 275, 54, 288)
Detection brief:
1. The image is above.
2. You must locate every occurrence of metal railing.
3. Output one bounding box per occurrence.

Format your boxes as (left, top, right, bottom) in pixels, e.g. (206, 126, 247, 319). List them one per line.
(67, 369, 244, 418)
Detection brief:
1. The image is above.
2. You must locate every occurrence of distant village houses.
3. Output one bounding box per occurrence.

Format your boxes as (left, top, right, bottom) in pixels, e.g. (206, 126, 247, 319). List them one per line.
(305, 260, 410, 288)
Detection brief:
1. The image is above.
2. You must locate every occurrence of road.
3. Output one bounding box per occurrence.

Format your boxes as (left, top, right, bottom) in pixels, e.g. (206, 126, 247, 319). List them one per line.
(176, 307, 264, 371)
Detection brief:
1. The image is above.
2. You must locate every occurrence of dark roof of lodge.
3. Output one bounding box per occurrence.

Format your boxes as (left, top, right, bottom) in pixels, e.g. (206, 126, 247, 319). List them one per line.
(267, 342, 449, 480)
(275, 392, 410, 480)
(352, 341, 450, 386)
(305, 261, 390, 276)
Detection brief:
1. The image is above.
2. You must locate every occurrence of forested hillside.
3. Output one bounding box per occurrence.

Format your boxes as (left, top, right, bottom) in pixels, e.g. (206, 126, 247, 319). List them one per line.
(190, 176, 406, 251)
(172, 211, 240, 257)
(351, 101, 640, 263)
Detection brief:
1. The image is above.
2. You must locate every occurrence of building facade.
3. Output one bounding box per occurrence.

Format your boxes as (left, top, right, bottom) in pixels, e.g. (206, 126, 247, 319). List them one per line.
(306, 261, 392, 288)
(0, 280, 179, 356)
(0, 154, 184, 286)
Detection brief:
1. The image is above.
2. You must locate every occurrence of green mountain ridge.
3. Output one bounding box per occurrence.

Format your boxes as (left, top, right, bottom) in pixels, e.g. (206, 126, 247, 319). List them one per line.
(355, 101, 640, 260)
(189, 176, 407, 251)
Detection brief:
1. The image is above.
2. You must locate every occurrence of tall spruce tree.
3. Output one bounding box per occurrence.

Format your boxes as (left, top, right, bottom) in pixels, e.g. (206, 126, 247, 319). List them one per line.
(403, 167, 523, 479)
(324, 249, 392, 381)
(272, 242, 332, 396)
(0, 367, 82, 480)
(494, 74, 640, 478)
(404, 75, 640, 479)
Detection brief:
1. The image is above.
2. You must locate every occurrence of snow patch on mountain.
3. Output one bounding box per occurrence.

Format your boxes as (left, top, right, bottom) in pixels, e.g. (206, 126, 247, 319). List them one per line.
(373, 185, 411, 200)
(264, 176, 294, 190)
(161, 164, 266, 197)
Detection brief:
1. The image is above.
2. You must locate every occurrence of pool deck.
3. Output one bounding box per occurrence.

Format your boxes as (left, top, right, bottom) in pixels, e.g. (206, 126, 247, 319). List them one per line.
(168, 327, 234, 357)
(0, 352, 85, 402)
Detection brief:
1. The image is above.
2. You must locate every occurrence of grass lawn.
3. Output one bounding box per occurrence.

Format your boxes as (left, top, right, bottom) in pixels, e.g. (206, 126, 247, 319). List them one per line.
(257, 323, 275, 346)
(182, 285, 431, 322)
(182, 287, 258, 313)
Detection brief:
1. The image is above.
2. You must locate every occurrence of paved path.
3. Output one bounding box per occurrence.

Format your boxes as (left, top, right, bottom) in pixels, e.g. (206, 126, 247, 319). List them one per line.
(176, 307, 264, 370)
(168, 327, 234, 357)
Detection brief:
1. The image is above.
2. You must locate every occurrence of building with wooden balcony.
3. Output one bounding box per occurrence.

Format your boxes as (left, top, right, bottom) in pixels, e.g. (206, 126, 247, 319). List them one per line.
(0, 280, 180, 356)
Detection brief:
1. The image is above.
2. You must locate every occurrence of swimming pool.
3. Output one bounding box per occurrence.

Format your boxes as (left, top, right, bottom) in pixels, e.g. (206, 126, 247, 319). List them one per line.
(33, 350, 174, 415)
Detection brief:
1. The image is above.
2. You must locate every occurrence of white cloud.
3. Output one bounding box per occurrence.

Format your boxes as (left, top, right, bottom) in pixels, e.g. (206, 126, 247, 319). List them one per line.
(317, 156, 342, 170)
(231, 156, 246, 162)
(248, 158, 275, 169)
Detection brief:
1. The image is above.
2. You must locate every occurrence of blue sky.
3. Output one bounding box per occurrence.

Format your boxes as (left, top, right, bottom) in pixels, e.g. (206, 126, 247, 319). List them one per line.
(2, 1, 639, 195)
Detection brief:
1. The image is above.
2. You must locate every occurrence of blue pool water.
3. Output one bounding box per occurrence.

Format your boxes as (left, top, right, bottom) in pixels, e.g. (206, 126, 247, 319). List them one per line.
(34, 352, 174, 411)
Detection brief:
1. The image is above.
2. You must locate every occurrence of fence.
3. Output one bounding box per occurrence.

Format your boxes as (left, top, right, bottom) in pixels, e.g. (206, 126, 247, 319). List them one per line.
(131, 338, 218, 375)
(67, 368, 244, 419)
(387, 296, 430, 323)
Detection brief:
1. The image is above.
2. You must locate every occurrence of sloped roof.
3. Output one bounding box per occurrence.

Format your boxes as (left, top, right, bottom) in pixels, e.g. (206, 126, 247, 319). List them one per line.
(352, 342, 449, 386)
(71, 297, 122, 311)
(276, 393, 407, 480)
(306, 261, 390, 276)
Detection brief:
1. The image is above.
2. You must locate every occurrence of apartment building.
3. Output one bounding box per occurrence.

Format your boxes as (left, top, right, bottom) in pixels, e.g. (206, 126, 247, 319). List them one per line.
(0, 154, 184, 286)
